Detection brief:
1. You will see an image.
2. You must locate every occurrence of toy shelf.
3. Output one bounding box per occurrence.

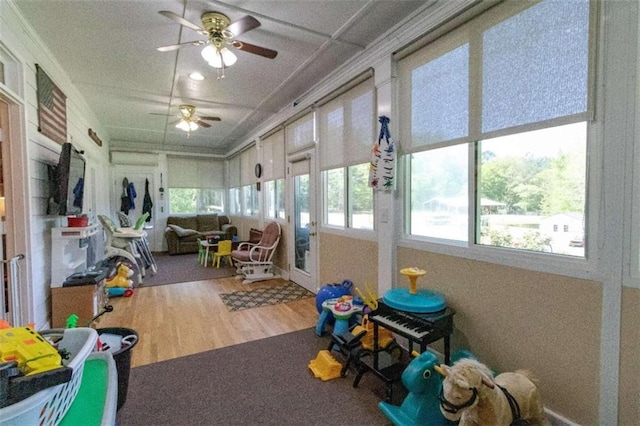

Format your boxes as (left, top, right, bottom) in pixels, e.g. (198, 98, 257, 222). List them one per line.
(51, 224, 100, 288)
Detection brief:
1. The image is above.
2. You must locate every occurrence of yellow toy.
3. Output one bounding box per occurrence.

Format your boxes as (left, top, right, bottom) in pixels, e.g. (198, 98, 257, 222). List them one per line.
(0, 326, 62, 375)
(308, 350, 343, 381)
(355, 281, 378, 311)
(354, 282, 394, 351)
(106, 263, 134, 288)
(351, 314, 395, 352)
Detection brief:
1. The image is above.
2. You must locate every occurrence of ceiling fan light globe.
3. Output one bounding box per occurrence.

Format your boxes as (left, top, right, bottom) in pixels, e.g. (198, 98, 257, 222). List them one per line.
(201, 45, 219, 63)
(208, 59, 223, 69)
(208, 51, 224, 68)
(220, 48, 237, 66)
(176, 120, 190, 131)
(189, 122, 199, 131)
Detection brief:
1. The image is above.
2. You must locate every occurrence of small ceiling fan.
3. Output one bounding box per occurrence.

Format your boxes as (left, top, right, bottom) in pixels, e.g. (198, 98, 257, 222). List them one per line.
(152, 104, 220, 133)
(157, 10, 278, 76)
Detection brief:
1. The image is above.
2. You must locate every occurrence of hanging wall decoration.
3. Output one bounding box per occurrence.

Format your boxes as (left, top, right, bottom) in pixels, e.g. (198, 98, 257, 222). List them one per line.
(35, 64, 67, 144)
(88, 128, 103, 146)
(368, 115, 396, 190)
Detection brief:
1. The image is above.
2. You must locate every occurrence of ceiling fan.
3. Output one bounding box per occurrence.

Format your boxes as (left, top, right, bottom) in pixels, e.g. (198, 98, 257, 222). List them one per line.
(152, 104, 221, 133)
(157, 10, 278, 76)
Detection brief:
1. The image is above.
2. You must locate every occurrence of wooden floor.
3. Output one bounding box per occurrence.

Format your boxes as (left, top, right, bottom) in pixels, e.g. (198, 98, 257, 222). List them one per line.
(97, 276, 319, 368)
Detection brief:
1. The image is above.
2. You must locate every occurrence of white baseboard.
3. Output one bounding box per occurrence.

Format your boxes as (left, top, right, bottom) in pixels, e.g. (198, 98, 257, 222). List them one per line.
(274, 265, 287, 281)
(544, 409, 579, 426)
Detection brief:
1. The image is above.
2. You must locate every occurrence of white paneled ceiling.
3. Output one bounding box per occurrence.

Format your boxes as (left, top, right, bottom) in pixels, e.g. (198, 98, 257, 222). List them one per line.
(14, 0, 429, 154)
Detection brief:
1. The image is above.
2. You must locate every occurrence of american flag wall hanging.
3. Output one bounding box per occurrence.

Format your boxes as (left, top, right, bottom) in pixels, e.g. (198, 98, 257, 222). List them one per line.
(36, 64, 67, 144)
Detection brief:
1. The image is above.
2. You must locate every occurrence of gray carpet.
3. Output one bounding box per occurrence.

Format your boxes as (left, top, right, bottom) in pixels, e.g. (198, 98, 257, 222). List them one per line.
(140, 252, 236, 287)
(116, 328, 401, 425)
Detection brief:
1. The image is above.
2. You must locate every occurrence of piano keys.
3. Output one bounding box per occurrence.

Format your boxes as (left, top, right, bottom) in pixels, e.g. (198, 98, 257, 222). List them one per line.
(369, 300, 455, 365)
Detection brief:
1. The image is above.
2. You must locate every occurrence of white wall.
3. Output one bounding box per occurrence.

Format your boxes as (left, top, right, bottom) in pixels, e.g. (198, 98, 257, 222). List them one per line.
(1, 1, 111, 328)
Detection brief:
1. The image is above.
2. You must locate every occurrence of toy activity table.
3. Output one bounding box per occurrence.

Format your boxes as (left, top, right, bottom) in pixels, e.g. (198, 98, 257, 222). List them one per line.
(315, 297, 363, 337)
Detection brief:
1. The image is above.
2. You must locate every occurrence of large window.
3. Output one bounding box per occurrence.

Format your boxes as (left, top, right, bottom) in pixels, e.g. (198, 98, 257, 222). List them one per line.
(229, 187, 240, 215)
(265, 179, 285, 220)
(169, 188, 224, 214)
(478, 123, 586, 255)
(239, 144, 259, 216)
(242, 184, 258, 216)
(261, 129, 286, 220)
(319, 76, 375, 231)
(400, 0, 591, 257)
(324, 164, 373, 229)
(325, 168, 345, 226)
(409, 144, 468, 240)
(227, 154, 241, 215)
(167, 156, 226, 215)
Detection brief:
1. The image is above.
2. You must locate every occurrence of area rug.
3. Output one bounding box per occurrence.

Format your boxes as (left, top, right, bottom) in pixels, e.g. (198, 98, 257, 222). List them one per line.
(139, 252, 236, 287)
(116, 328, 400, 425)
(219, 282, 314, 311)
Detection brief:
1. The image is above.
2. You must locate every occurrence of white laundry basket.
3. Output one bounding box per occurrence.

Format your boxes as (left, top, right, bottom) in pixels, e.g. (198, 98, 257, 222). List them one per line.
(0, 327, 98, 426)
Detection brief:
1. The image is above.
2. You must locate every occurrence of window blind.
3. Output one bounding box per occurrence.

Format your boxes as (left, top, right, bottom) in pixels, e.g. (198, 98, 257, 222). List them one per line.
(285, 112, 315, 154)
(291, 157, 310, 177)
(240, 144, 257, 186)
(261, 129, 285, 181)
(398, 0, 591, 153)
(227, 155, 241, 188)
(167, 156, 225, 189)
(318, 78, 376, 170)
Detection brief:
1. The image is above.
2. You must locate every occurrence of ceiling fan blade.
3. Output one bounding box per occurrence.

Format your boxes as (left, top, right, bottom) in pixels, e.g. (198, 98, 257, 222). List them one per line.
(196, 120, 212, 128)
(159, 11, 204, 33)
(199, 116, 221, 122)
(226, 15, 261, 37)
(232, 40, 278, 59)
(157, 40, 207, 52)
(150, 112, 174, 117)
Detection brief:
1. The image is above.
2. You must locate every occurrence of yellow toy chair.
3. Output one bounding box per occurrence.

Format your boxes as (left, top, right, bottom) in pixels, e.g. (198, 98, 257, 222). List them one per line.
(212, 240, 233, 268)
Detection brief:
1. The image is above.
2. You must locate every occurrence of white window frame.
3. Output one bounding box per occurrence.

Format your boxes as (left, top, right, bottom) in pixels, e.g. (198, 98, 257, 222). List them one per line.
(228, 187, 241, 216)
(322, 163, 374, 231)
(264, 178, 285, 220)
(398, 0, 598, 280)
(242, 184, 258, 217)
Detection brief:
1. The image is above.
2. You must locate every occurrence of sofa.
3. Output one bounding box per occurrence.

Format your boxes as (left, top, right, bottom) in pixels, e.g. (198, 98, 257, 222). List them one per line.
(164, 214, 237, 255)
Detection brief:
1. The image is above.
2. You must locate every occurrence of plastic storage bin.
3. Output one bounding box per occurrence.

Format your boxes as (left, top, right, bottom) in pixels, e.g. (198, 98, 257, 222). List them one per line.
(96, 327, 138, 410)
(59, 352, 117, 426)
(0, 327, 98, 426)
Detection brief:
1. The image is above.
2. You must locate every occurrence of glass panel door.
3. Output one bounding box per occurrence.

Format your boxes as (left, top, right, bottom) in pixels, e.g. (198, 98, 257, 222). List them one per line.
(289, 151, 316, 293)
(294, 173, 310, 272)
